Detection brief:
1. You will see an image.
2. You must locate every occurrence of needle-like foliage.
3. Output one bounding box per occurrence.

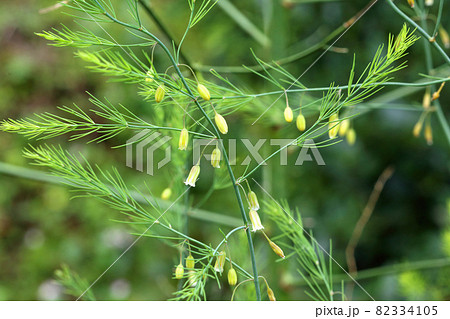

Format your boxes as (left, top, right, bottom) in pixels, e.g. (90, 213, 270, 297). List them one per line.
(1, 0, 432, 301)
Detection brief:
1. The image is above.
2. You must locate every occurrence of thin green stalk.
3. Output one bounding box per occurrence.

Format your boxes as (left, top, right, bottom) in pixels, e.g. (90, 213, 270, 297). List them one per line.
(240, 121, 322, 181)
(113, 185, 253, 281)
(433, 100, 450, 145)
(137, 0, 192, 67)
(92, 0, 262, 300)
(215, 78, 450, 100)
(195, 0, 378, 73)
(179, 157, 192, 291)
(175, 2, 195, 64)
(387, 0, 450, 64)
(217, 0, 270, 48)
(432, 0, 444, 38)
(417, 4, 450, 146)
(194, 24, 345, 73)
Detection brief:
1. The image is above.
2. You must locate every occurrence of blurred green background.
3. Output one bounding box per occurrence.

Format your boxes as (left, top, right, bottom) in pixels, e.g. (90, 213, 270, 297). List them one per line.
(0, 0, 449, 300)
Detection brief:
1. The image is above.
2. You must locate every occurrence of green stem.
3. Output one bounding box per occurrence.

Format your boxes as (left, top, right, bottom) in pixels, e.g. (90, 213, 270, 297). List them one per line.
(434, 99, 450, 146)
(176, 3, 195, 64)
(432, 0, 444, 38)
(92, 0, 262, 300)
(217, 0, 270, 48)
(211, 78, 450, 100)
(194, 25, 345, 73)
(115, 188, 253, 281)
(179, 156, 192, 291)
(386, 0, 450, 64)
(195, 0, 378, 73)
(416, 4, 450, 146)
(137, 0, 192, 67)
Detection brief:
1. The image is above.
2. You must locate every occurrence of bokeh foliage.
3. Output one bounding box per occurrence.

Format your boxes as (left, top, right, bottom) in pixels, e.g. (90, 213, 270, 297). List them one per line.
(0, 0, 449, 300)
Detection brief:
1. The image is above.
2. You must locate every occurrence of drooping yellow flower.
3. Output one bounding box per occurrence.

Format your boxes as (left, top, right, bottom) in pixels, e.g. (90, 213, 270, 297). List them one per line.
(184, 165, 200, 187)
(413, 120, 423, 137)
(268, 239, 285, 259)
(439, 27, 449, 49)
(247, 191, 260, 211)
(249, 209, 264, 232)
(155, 84, 165, 103)
(328, 113, 339, 139)
(186, 254, 195, 269)
(175, 263, 184, 280)
(161, 187, 172, 200)
(339, 119, 350, 137)
(197, 83, 211, 101)
(346, 128, 356, 146)
(214, 251, 226, 273)
(422, 90, 431, 109)
(431, 82, 445, 101)
(425, 122, 433, 145)
(178, 128, 189, 150)
(296, 113, 306, 131)
(228, 268, 237, 286)
(211, 147, 221, 168)
(284, 106, 293, 123)
(215, 113, 228, 134)
(267, 287, 276, 301)
(262, 232, 285, 259)
(187, 270, 197, 287)
(407, 0, 415, 8)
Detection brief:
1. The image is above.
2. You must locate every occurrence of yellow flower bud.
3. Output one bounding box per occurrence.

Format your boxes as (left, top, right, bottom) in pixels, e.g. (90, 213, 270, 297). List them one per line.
(425, 0, 434, 6)
(267, 287, 276, 301)
(247, 191, 260, 211)
(268, 239, 285, 259)
(284, 106, 293, 123)
(422, 90, 431, 109)
(296, 113, 306, 131)
(249, 209, 264, 232)
(407, 0, 414, 8)
(425, 122, 433, 145)
(186, 254, 195, 269)
(215, 113, 228, 134)
(178, 128, 189, 150)
(413, 120, 422, 137)
(328, 113, 339, 139)
(175, 263, 184, 279)
(187, 270, 197, 287)
(431, 82, 445, 101)
(228, 268, 237, 286)
(439, 27, 450, 49)
(346, 128, 356, 146)
(214, 251, 226, 273)
(197, 83, 211, 101)
(184, 165, 200, 187)
(155, 84, 165, 103)
(339, 119, 350, 137)
(161, 187, 172, 200)
(211, 147, 221, 168)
